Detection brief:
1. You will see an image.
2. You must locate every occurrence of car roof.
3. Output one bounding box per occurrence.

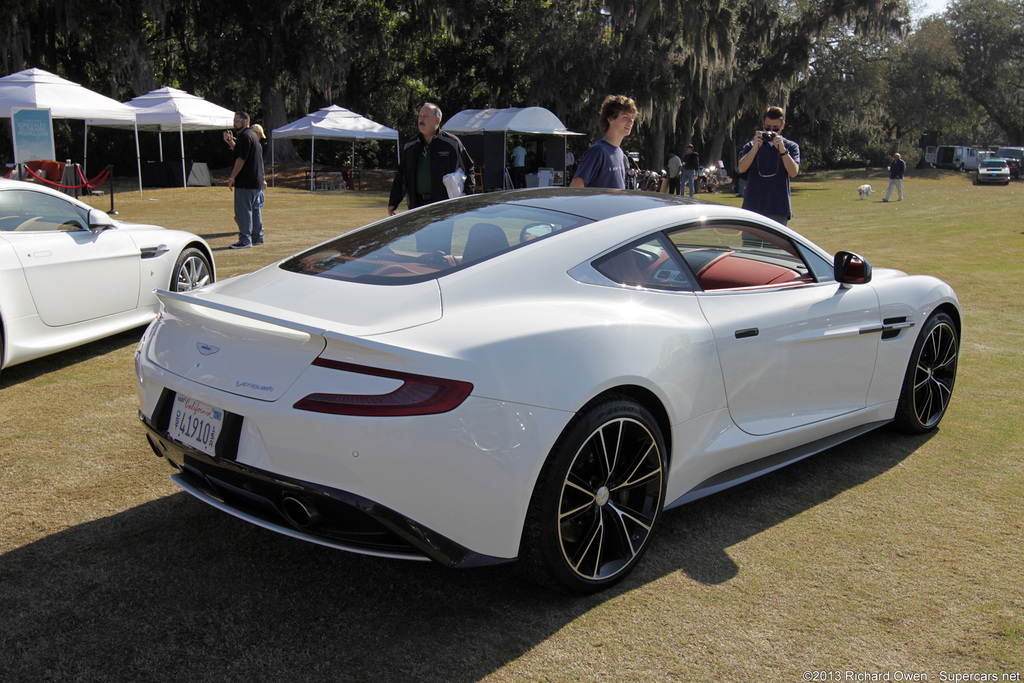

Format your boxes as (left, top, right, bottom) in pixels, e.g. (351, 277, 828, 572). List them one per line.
(451, 187, 712, 222)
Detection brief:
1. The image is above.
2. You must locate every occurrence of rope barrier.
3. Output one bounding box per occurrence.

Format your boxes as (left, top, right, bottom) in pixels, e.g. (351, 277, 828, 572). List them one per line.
(22, 165, 110, 191)
(76, 166, 111, 191)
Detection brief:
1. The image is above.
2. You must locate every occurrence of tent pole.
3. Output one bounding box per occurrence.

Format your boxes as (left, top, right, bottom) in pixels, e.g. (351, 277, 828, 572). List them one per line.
(271, 138, 275, 187)
(309, 136, 315, 191)
(179, 123, 187, 188)
(135, 120, 143, 197)
(83, 122, 89, 177)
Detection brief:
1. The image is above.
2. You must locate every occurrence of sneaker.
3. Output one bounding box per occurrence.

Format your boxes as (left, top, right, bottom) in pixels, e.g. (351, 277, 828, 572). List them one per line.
(230, 241, 251, 249)
(253, 240, 264, 246)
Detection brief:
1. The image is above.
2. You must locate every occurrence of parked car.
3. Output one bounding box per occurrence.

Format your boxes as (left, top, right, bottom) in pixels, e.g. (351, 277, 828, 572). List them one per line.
(0, 178, 215, 376)
(136, 189, 960, 594)
(995, 147, 1023, 179)
(976, 158, 1011, 185)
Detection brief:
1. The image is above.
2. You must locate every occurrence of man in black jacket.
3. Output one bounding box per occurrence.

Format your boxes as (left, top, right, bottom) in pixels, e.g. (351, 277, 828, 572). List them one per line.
(882, 152, 906, 202)
(388, 103, 475, 215)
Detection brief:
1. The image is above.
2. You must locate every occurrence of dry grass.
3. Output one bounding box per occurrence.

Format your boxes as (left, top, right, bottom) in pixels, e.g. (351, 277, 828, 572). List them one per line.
(1, 171, 1022, 681)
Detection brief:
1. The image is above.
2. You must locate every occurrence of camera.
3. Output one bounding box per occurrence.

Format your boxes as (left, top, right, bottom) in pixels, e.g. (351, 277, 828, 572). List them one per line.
(760, 131, 777, 143)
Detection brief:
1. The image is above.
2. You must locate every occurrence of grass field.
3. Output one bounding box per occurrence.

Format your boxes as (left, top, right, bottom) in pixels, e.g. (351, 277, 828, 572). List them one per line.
(1, 170, 1022, 681)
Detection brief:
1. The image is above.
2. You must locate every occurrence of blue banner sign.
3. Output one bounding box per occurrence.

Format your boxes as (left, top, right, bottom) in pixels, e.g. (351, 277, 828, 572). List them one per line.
(12, 107, 56, 164)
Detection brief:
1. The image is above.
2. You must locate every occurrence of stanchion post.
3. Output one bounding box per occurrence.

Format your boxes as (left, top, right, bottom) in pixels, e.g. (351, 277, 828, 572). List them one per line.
(107, 166, 118, 215)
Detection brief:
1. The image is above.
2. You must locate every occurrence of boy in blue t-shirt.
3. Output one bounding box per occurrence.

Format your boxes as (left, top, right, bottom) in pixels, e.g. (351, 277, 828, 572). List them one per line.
(571, 95, 637, 190)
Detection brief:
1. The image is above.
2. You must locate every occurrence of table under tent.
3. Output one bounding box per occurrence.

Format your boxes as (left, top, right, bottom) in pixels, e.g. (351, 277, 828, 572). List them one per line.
(441, 107, 582, 191)
(0, 67, 141, 195)
(87, 87, 236, 188)
(271, 105, 399, 190)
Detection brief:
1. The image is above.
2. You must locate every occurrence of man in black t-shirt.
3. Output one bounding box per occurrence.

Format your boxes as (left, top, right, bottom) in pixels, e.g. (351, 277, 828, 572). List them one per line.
(682, 144, 700, 197)
(226, 112, 266, 248)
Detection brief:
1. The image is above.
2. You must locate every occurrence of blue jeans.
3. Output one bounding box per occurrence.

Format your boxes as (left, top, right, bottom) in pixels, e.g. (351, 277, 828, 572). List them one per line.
(234, 188, 263, 245)
(682, 169, 696, 197)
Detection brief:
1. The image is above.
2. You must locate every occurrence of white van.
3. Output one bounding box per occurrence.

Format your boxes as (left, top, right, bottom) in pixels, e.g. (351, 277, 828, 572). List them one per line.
(932, 145, 982, 171)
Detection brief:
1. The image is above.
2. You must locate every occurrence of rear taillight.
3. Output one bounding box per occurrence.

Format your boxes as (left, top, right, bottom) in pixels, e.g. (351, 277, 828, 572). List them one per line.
(293, 358, 473, 416)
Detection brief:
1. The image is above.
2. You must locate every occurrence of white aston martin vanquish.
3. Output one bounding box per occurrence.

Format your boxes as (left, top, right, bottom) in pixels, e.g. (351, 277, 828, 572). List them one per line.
(1, 179, 215, 375)
(136, 189, 959, 593)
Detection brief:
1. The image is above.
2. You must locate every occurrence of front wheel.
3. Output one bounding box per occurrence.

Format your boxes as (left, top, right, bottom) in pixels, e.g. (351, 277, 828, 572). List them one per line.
(892, 311, 959, 433)
(520, 395, 666, 594)
(171, 247, 214, 292)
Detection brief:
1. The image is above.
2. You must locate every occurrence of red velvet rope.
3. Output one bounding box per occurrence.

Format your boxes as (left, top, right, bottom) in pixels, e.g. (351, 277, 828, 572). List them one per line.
(22, 165, 110, 190)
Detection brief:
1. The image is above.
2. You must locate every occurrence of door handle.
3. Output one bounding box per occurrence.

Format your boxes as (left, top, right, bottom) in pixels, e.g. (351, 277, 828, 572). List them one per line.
(735, 328, 759, 339)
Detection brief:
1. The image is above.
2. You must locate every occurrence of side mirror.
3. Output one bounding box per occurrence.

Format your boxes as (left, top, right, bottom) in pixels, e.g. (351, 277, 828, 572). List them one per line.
(88, 208, 115, 231)
(834, 251, 872, 285)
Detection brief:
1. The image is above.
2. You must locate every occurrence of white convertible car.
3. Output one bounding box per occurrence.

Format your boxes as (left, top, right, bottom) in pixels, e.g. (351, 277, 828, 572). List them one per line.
(136, 189, 959, 593)
(0, 179, 214, 375)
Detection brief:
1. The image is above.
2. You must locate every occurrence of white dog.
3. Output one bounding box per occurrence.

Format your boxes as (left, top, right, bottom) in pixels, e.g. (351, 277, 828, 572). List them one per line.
(858, 184, 873, 199)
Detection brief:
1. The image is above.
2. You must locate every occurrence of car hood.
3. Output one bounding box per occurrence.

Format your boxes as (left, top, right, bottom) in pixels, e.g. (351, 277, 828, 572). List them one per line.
(180, 264, 443, 336)
(872, 267, 908, 281)
(110, 220, 168, 232)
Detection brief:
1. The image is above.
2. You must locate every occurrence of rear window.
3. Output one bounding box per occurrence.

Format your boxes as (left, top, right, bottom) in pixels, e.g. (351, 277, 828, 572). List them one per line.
(981, 160, 1008, 169)
(280, 198, 591, 284)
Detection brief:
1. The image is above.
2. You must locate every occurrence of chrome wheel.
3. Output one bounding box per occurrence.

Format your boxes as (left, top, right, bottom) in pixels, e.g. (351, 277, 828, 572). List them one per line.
(894, 312, 958, 433)
(521, 396, 666, 593)
(172, 248, 213, 292)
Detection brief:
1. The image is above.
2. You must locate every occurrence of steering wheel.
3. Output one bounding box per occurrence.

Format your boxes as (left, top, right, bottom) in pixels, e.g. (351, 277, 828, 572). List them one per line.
(416, 251, 451, 268)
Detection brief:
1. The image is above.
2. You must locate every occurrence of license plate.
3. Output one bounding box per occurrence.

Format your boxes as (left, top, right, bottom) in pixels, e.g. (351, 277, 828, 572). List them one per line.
(170, 394, 224, 457)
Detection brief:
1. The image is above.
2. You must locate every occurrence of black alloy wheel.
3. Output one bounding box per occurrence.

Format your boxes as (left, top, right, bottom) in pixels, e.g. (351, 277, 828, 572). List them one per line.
(893, 311, 959, 434)
(521, 395, 666, 594)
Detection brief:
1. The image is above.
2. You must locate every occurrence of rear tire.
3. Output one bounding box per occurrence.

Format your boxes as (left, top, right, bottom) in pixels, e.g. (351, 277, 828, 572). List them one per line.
(892, 311, 958, 434)
(171, 247, 214, 292)
(520, 395, 666, 594)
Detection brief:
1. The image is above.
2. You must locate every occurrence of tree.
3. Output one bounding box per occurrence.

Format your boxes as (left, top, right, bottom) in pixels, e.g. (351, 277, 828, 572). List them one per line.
(888, 16, 992, 149)
(945, 0, 1024, 144)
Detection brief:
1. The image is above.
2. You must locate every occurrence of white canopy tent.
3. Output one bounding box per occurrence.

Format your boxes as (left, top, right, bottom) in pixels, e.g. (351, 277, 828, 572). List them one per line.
(87, 86, 236, 189)
(0, 68, 141, 194)
(271, 105, 399, 190)
(442, 106, 581, 137)
(442, 107, 582, 190)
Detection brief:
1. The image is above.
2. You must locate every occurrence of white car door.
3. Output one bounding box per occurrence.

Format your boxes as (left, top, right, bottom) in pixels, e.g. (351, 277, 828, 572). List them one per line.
(697, 283, 880, 435)
(672, 222, 881, 436)
(1, 189, 140, 326)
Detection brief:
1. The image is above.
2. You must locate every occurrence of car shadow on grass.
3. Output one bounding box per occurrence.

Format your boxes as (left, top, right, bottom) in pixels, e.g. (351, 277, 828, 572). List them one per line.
(0, 327, 145, 390)
(0, 427, 929, 681)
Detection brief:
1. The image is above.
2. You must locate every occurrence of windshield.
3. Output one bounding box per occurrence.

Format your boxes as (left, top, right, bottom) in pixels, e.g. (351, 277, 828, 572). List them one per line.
(280, 197, 592, 284)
